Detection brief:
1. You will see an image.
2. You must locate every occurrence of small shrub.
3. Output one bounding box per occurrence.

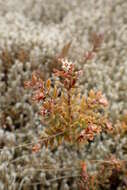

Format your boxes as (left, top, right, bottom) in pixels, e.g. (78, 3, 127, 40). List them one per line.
(25, 43, 112, 150)
(25, 39, 127, 190)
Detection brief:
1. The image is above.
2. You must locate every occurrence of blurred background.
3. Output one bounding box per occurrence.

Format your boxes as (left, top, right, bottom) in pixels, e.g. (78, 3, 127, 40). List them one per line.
(0, 0, 127, 189)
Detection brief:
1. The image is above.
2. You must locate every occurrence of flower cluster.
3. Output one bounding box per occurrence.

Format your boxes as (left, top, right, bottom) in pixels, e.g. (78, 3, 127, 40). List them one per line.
(60, 58, 73, 71)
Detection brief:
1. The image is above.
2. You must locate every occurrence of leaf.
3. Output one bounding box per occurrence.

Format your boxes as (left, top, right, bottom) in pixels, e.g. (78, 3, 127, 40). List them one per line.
(46, 79, 51, 90)
(61, 93, 68, 104)
(56, 135, 63, 146)
(64, 133, 70, 142)
(89, 90, 95, 98)
(120, 113, 127, 124)
(53, 85, 58, 98)
(49, 138, 55, 148)
(43, 102, 50, 110)
(80, 96, 87, 110)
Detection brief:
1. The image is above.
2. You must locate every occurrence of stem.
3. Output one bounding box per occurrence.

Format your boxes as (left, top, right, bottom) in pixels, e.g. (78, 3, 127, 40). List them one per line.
(67, 89, 71, 120)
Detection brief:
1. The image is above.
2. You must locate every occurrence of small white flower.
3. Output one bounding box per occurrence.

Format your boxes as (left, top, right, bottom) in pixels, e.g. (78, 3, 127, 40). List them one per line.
(59, 58, 73, 71)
